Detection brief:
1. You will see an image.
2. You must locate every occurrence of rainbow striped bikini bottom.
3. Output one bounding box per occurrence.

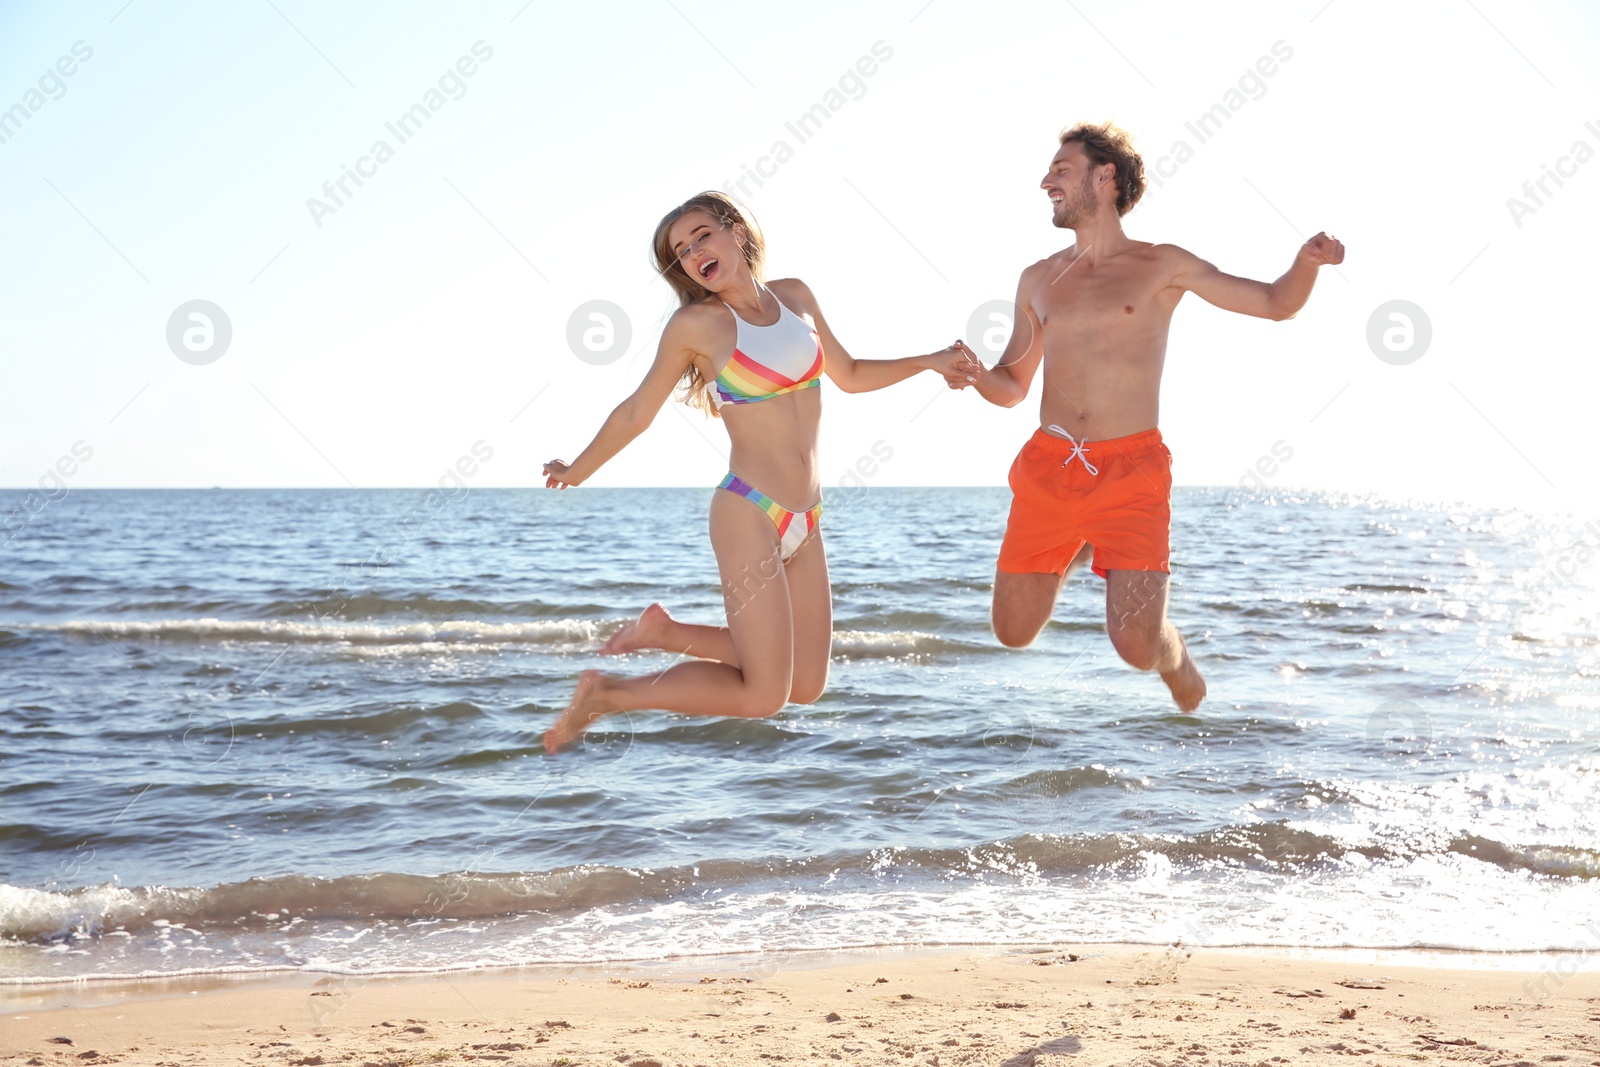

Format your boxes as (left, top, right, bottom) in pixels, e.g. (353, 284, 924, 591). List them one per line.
(716, 473, 823, 562)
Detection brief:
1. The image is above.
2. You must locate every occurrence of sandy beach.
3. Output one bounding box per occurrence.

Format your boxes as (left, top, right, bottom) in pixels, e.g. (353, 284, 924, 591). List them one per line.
(5, 945, 1598, 1066)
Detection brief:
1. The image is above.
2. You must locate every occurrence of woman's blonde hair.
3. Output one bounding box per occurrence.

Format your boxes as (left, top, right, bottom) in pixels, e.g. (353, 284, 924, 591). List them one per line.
(650, 191, 767, 417)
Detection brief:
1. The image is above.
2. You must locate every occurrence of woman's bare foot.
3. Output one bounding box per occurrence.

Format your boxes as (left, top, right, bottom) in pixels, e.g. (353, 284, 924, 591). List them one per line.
(544, 670, 621, 753)
(1160, 646, 1207, 714)
(599, 602, 673, 656)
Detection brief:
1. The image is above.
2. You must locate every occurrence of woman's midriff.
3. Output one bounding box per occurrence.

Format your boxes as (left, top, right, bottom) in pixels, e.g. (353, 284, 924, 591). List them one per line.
(720, 391, 822, 512)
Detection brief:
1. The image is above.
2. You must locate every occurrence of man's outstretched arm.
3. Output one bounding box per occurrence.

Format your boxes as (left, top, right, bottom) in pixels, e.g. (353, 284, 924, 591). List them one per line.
(1169, 232, 1345, 321)
(971, 263, 1047, 408)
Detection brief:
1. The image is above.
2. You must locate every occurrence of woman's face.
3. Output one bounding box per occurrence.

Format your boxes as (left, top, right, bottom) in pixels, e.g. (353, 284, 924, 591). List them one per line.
(666, 210, 746, 292)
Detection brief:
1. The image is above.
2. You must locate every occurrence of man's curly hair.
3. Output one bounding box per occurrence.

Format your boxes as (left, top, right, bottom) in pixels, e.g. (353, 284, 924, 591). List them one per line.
(1060, 121, 1146, 216)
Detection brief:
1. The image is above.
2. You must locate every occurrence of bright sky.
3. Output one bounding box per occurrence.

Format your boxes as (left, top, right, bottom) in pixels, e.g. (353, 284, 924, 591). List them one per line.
(3, 0, 1597, 515)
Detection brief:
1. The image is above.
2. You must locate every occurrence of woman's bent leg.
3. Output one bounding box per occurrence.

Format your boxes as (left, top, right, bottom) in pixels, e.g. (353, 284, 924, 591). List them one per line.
(615, 528, 831, 697)
(595, 528, 830, 698)
(600, 603, 741, 664)
(545, 492, 797, 751)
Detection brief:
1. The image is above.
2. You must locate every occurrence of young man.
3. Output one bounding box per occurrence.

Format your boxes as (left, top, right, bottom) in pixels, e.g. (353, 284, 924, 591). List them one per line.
(966, 122, 1344, 712)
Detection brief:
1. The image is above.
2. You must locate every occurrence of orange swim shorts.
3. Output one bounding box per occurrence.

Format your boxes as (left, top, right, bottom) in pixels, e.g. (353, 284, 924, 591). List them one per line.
(997, 426, 1172, 579)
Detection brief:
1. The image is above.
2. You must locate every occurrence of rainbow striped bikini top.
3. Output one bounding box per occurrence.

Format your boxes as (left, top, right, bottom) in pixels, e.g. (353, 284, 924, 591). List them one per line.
(712, 296, 825, 409)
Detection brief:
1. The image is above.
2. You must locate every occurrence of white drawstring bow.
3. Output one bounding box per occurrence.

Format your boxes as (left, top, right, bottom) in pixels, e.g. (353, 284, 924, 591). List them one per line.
(1046, 424, 1100, 475)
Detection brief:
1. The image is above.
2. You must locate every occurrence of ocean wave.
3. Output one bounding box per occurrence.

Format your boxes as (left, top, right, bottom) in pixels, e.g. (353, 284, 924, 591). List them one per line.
(12, 617, 603, 648)
(830, 630, 987, 659)
(1003, 765, 1135, 795)
(245, 699, 490, 739)
(9, 826, 1593, 945)
(0, 869, 616, 942)
(9, 619, 994, 661)
(0, 595, 624, 620)
(256, 595, 613, 621)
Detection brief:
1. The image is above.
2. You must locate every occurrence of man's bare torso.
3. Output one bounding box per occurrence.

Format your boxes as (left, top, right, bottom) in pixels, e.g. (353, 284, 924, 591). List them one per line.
(1026, 241, 1185, 441)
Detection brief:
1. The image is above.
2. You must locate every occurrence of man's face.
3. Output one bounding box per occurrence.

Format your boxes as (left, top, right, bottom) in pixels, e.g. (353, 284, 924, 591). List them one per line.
(1041, 142, 1103, 229)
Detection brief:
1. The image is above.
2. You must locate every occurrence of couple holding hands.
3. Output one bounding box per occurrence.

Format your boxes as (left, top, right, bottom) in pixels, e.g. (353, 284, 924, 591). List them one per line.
(542, 121, 1344, 752)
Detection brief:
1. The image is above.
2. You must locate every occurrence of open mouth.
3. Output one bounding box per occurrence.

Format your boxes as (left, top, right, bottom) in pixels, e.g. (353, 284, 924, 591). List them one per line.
(698, 257, 720, 281)
(1048, 193, 1064, 211)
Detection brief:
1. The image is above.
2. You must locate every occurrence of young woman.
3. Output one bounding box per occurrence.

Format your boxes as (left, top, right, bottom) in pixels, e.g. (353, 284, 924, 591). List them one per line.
(541, 191, 977, 752)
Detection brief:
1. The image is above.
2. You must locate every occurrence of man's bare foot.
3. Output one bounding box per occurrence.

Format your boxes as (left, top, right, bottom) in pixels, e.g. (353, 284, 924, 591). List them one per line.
(544, 670, 621, 753)
(1161, 647, 1207, 714)
(599, 602, 673, 656)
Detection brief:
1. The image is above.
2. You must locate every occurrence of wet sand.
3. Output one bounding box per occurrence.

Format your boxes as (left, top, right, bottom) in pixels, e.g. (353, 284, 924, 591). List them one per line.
(5, 944, 1599, 1065)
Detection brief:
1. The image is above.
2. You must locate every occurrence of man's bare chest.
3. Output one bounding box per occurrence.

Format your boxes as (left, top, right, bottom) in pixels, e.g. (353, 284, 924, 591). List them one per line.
(1037, 274, 1177, 347)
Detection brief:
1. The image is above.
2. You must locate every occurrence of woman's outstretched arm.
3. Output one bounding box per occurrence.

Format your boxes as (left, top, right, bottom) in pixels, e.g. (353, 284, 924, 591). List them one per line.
(774, 278, 978, 395)
(544, 310, 704, 488)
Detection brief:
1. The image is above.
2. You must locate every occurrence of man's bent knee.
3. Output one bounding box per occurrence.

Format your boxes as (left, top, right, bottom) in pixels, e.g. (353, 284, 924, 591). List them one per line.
(992, 571, 1060, 649)
(993, 617, 1041, 649)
